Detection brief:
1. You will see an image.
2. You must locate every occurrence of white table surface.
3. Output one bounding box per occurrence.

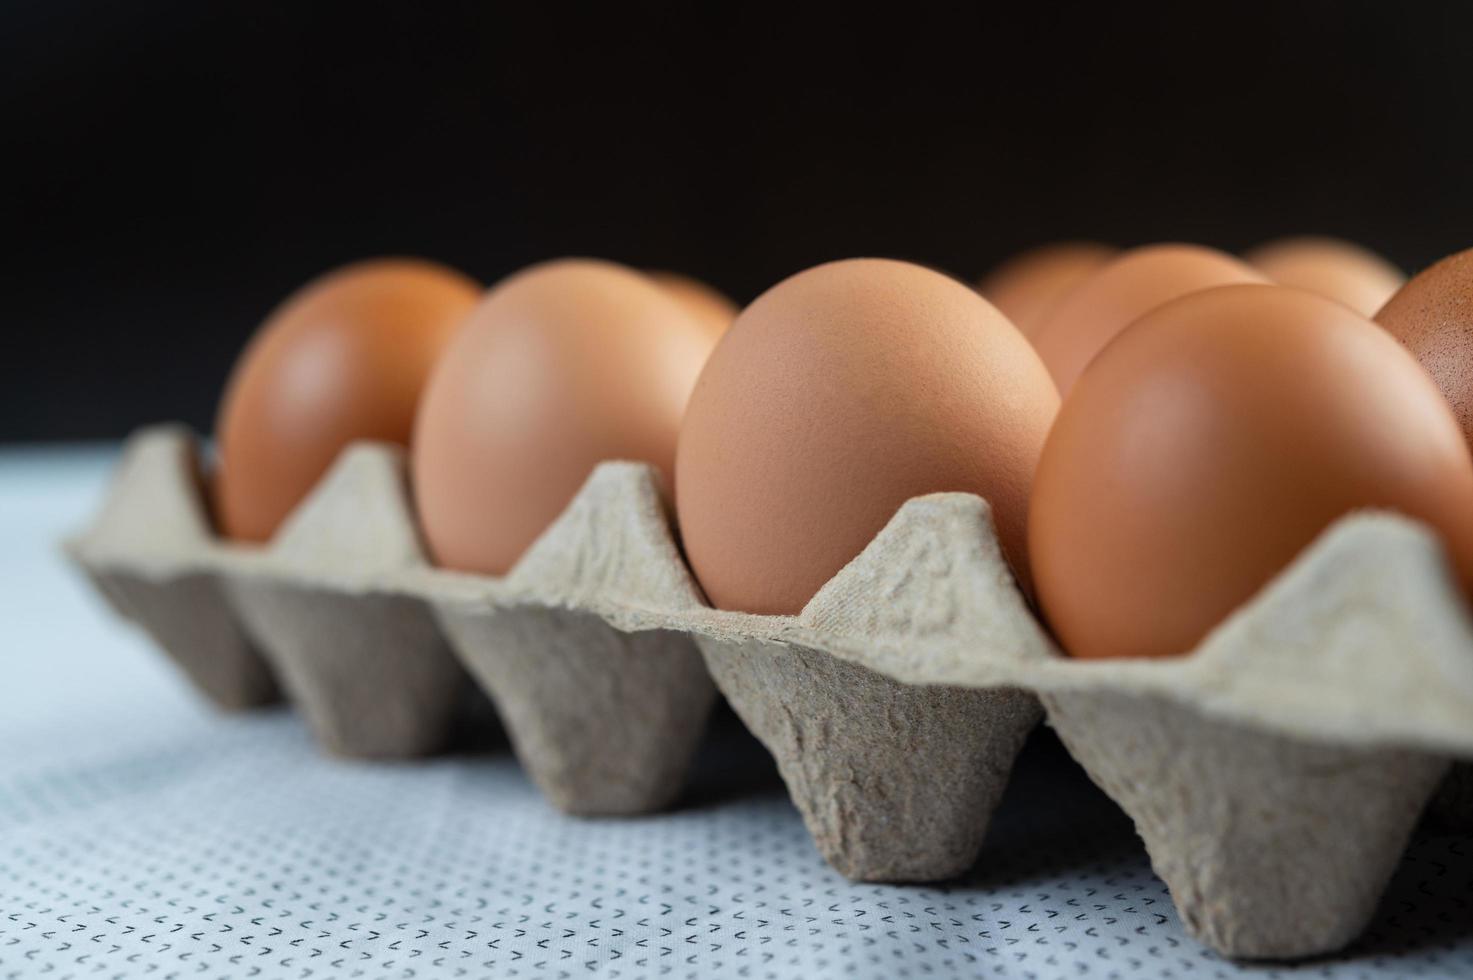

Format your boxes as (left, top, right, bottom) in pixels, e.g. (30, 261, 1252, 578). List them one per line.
(1, 444, 1470, 980)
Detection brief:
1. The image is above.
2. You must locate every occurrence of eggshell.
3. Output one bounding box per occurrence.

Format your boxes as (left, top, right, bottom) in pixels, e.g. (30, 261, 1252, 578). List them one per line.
(1030, 284, 1473, 661)
(1247, 236, 1405, 317)
(647, 270, 739, 338)
(1029, 244, 1267, 397)
(412, 258, 717, 575)
(676, 257, 1060, 615)
(977, 241, 1116, 335)
(1374, 247, 1473, 445)
(214, 258, 480, 542)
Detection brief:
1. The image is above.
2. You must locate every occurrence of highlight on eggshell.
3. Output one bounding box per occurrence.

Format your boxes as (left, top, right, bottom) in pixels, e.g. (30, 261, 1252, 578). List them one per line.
(411, 257, 719, 576)
(213, 257, 481, 543)
(1028, 243, 1267, 397)
(646, 270, 740, 338)
(977, 241, 1116, 335)
(675, 257, 1060, 616)
(1029, 283, 1473, 661)
(1375, 246, 1473, 447)
(1246, 235, 1405, 317)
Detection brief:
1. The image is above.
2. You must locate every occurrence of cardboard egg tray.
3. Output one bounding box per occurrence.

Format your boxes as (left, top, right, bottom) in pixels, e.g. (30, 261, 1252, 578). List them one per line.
(69, 425, 1473, 961)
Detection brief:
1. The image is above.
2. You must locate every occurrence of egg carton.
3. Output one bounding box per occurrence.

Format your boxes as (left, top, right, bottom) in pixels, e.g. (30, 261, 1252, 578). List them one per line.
(68, 426, 715, 814)
(69, 426, 1473, 960)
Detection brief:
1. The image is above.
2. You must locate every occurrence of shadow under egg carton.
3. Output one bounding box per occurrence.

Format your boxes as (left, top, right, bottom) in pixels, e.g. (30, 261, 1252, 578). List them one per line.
(69, 426, 1473, 961)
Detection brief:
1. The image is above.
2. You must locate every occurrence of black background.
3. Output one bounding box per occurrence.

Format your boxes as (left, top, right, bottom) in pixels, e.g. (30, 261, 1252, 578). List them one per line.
(8, 1, 1473, 442)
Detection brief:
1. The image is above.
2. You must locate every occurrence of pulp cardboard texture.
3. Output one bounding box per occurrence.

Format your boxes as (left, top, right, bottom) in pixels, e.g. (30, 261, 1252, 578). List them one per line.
(68, 426, 715, 813)
(68, 426, 1473, 961)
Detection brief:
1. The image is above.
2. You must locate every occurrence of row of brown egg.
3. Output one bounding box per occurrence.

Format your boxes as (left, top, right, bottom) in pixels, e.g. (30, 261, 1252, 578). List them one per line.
(208, 239, 1473, 665)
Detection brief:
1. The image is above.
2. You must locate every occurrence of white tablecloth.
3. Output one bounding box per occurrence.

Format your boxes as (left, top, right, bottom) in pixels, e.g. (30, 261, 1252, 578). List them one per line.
(1, 445, 1469, 980)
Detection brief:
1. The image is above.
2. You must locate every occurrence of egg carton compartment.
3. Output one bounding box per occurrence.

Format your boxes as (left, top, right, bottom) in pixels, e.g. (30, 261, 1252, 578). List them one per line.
(639, 486, 1473, 960)
(68, 426, 716, 813)
(70, 425, 1473, 960)
(68, 435, 281, 710)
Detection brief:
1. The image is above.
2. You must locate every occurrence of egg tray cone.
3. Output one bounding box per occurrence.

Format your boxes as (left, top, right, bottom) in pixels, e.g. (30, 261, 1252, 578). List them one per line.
(68, 425, 1473, 961)
(66, 425, 716, 813)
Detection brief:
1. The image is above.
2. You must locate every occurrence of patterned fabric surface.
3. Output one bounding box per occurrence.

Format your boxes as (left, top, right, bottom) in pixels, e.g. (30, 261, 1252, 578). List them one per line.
(1, 447, 1469, 980)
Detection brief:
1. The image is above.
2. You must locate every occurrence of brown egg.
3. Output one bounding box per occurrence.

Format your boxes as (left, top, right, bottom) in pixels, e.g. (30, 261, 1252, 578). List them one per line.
(647, 270, 739, 338)
(215, 258, 480, 542)
(412, 258, 717, 575)
(977, 241, 1116, 335)
(1029, 244, 1266, 397)
(676, 258, 1060, 615)
(1375, 247, 1473, 445)
(1030, 284, 1473, 661)
(1247, 236, 1404, 317)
